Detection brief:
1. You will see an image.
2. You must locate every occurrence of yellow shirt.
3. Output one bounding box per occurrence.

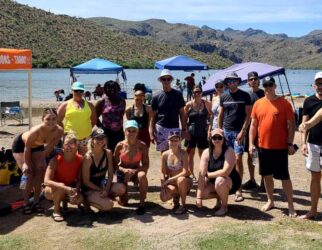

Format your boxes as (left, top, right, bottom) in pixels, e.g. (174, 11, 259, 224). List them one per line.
(64, 100, 92, 140)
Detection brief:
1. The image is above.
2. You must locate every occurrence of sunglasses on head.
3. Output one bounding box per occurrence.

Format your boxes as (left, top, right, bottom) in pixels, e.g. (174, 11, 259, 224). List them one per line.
(249, 78, 259, 81)
(73, 90, 84, 93)
(212, 135, 223, 141)
(263, 82, 274, 88)
(161, 77, 172, 82)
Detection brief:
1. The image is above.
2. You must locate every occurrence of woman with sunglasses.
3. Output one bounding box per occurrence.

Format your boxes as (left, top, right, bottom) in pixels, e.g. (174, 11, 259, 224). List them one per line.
(95, 80, 126, 152)
(126, 90, 152, 148)
(196, 128, 241, 216)
(12, 108, 64, 215)
(114, 120, 149, 215)
(160, 131, 192, 214)
(184, 86, 212, 181)
(57, 81, 97, 155)
(82, 128, 126, 212)
(44, 132, 83, 222)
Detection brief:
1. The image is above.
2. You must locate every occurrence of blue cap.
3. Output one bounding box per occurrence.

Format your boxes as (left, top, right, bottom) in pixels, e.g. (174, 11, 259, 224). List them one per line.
(125, 120, 139, 129)
(71, 81, 85, 91)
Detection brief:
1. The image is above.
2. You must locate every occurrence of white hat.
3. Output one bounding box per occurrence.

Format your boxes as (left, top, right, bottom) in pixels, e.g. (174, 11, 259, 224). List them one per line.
(158, 69, 173, 81)
(314, 72, 322, 82)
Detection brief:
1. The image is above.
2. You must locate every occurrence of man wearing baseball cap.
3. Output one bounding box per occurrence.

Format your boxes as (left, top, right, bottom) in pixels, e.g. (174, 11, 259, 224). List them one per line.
(150, 69, 188, 152)
(249, 76, 297, 217)
(218, 72, 252, 202)
(299, 71, 322, 219)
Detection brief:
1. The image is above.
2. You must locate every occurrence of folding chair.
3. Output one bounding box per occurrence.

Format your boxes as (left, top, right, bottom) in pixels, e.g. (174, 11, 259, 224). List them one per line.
(0, 101, 24, 125)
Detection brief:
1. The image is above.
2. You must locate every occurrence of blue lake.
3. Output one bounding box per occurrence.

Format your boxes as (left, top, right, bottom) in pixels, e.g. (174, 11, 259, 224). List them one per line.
(0, 68, 320, 101)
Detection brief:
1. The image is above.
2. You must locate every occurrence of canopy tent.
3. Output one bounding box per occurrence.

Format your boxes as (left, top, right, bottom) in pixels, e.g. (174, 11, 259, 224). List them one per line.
(155, 55, 209, 71)
(0, 48, 32, 128)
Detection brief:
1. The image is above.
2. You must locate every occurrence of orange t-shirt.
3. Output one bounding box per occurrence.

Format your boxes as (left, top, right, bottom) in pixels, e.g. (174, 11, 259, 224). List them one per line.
(53, 154, 83, 186)
(251, 97, 294, 149)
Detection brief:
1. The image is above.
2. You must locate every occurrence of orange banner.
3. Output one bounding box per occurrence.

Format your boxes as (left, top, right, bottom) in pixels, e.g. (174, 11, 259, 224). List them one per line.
(0, 48, 32, 70)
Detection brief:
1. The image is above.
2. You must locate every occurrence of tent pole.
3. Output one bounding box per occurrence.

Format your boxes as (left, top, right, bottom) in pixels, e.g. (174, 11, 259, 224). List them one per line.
(28, 70, 32, 128)
(277, 74, 285, 97)
(283, 73, 296, 110)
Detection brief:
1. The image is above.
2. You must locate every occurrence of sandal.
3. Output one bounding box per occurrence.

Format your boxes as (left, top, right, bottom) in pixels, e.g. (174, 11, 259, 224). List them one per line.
(234, 192, 244, 202)
(52, 212, 64, 222)
(32, 202, 44, 213)
(174, 205, 187, 215)
(22, 204, 33, 215)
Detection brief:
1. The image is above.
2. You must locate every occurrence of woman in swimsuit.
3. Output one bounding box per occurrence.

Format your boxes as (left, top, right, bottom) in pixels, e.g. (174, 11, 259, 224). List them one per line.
(44, 132, 83, 222)
(196, 128, 241, 216)
(12, 108, 64, 214)
(114, 120, 149, 215)
(160, 131, 192, 214)
(184, 86, 212, 181)
(57, 81, 97, 155)
(125, 90, 152, 148)
(82, 128, 126, 212)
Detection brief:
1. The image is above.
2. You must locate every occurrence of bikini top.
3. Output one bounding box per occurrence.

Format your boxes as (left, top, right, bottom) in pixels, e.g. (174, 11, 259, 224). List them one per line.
(166, 150, 184, 171)
(119, 143, 143, 168)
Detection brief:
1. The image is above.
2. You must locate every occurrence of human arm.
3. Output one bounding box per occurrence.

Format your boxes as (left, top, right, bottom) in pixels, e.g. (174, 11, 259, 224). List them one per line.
(44, 126, 64, 157)
(248, 118, 258, 158)
(149, 109, 157, 144)
(287, 118, 296, 155)
(138, 142, 149, 173)
(57, 102, 67, 128)
(88, 101, 97, 127)
(300, 108, 322, 131)
(300, 115, 309, 156)
(205, 100, 214, 137)
(237, 105, 252, 145)
(94, 99, 104, 128)
(217, 105, 224, 129)
(207, 148, 236, 179)
(196, 149, 210, 207)
(125, 107, 131, 120)
(104, 150, 114, 195)
(179, 106, 189, 140)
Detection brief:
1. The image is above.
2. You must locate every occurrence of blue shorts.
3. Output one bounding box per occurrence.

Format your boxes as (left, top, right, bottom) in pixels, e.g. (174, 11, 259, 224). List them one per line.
(223, 129, 244, 155)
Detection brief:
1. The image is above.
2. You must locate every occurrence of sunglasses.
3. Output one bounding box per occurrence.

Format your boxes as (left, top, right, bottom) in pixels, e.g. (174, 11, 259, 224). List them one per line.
(193, 91, 202, 94)
(263, 82, 274, 88)
(160, 77, 172, 82)
(211, 135, 223, 141)
(226, 79, 238, 84)
(249, 78, 259, 81)
(73, 90, 84, 93)
(169, 130, 181, 138)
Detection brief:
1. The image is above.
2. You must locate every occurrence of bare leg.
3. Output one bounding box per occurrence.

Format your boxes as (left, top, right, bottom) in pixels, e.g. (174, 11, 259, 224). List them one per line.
(262, 175, 275, 211)
(187, 148, 196, 178)
(31, 151, 46, 204)
(281, 179, 297, 217)
(137, 171, 148, 206)
(235, 154, 244, 201)
(214, 176, 232, 215)
(247, 153, 256, 181)
(110, 183, 127, 198)
(87, 190, 114, 211)
(301, 171, 321, 219)
(177, 177, 192, 206)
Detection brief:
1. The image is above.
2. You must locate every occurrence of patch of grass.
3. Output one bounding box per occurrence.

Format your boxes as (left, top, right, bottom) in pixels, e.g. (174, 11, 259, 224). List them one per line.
(195, 220, 322, 250)
(80, 229, 149, 250)
(0, 235, 33, 250)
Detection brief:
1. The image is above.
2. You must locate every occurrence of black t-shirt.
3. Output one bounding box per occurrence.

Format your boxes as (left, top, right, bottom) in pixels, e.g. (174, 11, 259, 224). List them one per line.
(220, 89, 251, 131)
(151, 88, 185, 128)
(248, 89, 265, 105)
(302, 95, 322, 145)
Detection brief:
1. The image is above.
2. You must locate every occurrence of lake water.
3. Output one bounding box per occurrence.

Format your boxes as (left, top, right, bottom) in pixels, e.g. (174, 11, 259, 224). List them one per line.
(0, 68, 320, 102)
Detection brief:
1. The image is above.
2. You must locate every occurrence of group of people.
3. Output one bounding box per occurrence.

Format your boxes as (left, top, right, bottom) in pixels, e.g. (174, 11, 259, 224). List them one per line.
(10, 68, 322, 222)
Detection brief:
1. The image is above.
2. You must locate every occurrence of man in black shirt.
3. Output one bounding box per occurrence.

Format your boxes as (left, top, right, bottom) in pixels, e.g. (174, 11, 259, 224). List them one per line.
(300, 71, 322, 220)
(150, 69, 188, 152)
(242, 71, 265, 190)
(218, 72, 252, 201)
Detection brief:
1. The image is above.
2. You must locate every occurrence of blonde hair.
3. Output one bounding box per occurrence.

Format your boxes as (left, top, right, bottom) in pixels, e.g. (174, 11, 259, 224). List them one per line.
(63, 131, 77, 144)
(85, 135, 108, 159)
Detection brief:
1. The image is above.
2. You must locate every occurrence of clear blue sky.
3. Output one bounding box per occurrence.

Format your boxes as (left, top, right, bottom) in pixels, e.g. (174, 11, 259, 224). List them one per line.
(16, 0, 322, 37)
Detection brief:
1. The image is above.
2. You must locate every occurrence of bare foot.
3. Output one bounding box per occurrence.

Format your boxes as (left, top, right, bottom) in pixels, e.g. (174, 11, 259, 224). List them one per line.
(234, 191, 244, 202)
(214, 206, 227, 216)
(261, 201, 275, 212)
(299, 212, 317, 220)
(288, 207, 297, 218)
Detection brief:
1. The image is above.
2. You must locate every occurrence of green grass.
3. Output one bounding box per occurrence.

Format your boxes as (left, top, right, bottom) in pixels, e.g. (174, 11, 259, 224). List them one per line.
(195, 220, 322, 250)
(0, 235, 33, 250)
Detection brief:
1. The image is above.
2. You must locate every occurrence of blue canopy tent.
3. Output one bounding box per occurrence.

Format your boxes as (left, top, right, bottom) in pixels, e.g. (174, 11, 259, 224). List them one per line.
(155, 55, 209, 71)
(70, 58, 127, 98)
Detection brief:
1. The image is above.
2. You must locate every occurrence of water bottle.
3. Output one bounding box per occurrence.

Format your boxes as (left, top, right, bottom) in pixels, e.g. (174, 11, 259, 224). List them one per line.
(252, 147, 258, 166)
(20, 174, 28, 190)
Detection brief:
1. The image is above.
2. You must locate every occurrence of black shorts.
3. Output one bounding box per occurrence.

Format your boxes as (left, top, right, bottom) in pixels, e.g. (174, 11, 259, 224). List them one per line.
(12, 133, 45, 153)
(101, 127, 125, 153)
(185, 135, 209, 149)
(208, 169, 241, 194)
(258, 147, 290, 180)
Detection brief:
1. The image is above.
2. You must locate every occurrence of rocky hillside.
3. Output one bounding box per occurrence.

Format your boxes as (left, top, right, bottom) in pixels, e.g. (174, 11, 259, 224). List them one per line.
(90, 17, 322, 69)
(0, 0, 231, 68)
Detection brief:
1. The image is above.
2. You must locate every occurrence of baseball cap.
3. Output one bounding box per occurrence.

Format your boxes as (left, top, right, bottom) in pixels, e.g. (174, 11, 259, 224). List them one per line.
(248, 71, 259, 79)
(210, 128, 224, 137)
(224, 72, 241, 84)
(168, 130, 181, 140)
(91, 128, 105, 138)
(71, 81, 85, 91)
(314, 72, 322, 82)
(262, 76, 275, 85)
(158, 69, 173, 81)
(125, 120, 139, 129)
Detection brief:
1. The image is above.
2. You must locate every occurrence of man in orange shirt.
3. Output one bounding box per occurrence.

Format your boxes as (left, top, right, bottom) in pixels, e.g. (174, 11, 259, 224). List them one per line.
(249, 76, 297, 217)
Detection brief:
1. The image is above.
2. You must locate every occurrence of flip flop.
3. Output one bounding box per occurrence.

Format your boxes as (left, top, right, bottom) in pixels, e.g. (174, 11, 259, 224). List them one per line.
(234, 194, 244, 202)
(52, 212, 64, 222)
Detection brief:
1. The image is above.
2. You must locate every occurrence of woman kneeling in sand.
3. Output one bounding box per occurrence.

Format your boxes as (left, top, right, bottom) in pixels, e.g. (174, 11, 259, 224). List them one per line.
(114, 120, 149, 215)
(44, 132, 83, 222)
(196, 128, 241, 216)
(12, 108, 64, 215)
(160, 131, 192, 214)
(82, 128, 126, 212)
